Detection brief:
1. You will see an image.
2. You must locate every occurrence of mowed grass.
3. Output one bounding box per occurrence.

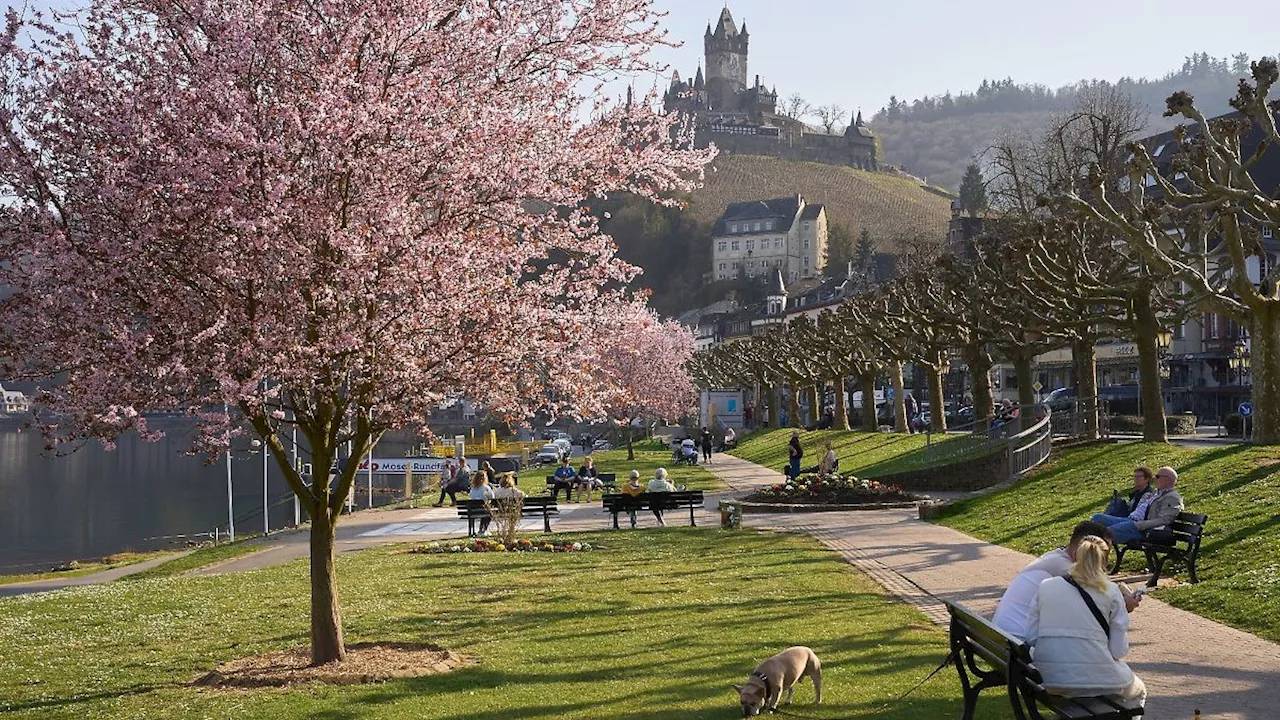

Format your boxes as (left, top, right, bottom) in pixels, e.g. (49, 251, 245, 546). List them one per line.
(935, 441, 1280, 643)
(0, 529, 1008, 720)
(125, 541, 269, 581)
(729, 428, 997, 478)
(587, 443, 723, 491)
(0, 551, 172, 586)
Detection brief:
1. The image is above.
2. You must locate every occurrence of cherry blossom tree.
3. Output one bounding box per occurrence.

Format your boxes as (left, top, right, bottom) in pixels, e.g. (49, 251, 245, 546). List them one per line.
(0, 0, 713, 664)
(594, 304, 696, 459)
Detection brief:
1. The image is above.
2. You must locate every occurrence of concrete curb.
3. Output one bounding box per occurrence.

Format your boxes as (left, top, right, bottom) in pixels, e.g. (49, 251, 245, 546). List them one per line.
(739, 500, 924, 514)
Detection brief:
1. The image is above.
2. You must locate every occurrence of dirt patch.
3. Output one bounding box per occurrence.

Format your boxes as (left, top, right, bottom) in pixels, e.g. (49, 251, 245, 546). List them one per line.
(194, 642, 471, 688)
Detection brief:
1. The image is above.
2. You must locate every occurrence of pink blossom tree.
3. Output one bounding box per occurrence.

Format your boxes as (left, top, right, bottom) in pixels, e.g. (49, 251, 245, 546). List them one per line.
(593, 304, 696, 458)
(0, 0, 712, 664)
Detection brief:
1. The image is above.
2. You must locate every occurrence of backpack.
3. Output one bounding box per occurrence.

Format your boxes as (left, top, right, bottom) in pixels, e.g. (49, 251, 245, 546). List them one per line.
(1104, 489, 1129, 517)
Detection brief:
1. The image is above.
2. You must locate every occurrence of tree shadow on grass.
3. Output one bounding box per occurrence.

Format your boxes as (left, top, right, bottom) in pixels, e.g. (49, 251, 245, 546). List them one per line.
(0, 682, 186, 714)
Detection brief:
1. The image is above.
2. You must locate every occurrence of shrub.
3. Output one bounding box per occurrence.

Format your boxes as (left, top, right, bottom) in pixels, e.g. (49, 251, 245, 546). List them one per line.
(485, 497, 525, 547)
(1107, 415, 1144, 433)
(1166, 414, 1198, 436)
(1106, 414, 1198, 435)
(1224, 413, 1244, 436)
(746, 473, 918, 504)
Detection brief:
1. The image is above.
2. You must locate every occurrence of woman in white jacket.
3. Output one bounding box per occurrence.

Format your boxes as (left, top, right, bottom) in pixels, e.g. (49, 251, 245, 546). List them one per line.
(1026, 535, 1146, 712)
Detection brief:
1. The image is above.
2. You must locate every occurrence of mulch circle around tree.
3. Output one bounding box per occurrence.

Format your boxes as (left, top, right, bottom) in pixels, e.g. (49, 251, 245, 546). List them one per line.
(193, 642, 472, 688)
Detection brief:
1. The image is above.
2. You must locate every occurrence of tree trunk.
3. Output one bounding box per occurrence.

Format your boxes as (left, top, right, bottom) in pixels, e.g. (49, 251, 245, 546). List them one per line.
(833, 374, 849, 430)
(1072, 332, 1099, 440)
(788, 385, 801, 428)
(859, 372, 878, 431)
(1013, 352, 1036, 432)
(927, 365, 947, 432)
(1252, 302, 1280, 444)
(1132, 289, 1168, 443)
(890, 361, 908, 433)
(309, 506, 346, 665)
(626, 426, 635, 460)
(964, 345, 994, 434)
(806, 385, 819, 427)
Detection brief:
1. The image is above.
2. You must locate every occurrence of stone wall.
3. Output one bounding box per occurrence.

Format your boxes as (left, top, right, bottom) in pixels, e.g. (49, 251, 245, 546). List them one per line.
(868, 448, 1009, 492)
(705, 132, 878, 171)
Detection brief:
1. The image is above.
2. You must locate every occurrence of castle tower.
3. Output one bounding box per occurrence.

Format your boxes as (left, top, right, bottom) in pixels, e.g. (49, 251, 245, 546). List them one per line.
(704, 7, 748, 111)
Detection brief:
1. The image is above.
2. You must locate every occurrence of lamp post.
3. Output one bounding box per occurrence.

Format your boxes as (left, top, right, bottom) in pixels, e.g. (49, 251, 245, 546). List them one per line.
(1156, 328, 1173, 381)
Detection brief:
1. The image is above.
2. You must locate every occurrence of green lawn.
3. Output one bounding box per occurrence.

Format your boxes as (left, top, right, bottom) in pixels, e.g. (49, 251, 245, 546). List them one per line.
(0, 551, 172, 586)
(729, 429, 998, 478)
(935, 441, 1280, 643)
(587, 443, 722, 490)
(124, 541, 269, 581)
(0, 529, 1007, 720)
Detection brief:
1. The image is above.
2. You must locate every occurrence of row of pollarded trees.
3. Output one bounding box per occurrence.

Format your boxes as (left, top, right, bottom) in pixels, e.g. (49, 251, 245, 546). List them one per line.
(692, 62, 1280, 446)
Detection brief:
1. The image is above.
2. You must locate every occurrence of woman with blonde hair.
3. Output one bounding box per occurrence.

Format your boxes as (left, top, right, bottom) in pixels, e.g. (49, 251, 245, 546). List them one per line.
(1026, 535, 1145, 712)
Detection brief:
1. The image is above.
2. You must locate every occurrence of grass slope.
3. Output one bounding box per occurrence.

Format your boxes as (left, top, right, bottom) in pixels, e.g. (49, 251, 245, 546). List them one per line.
(935, 442, 1280, 643)
(0, 551, 172, 586)
(125, 542, 268, 581)
(585, 443, 722, 491)
(0, 529, 1005, 720)
(730, 429, 997, 479)
(690, 155, 951, 246)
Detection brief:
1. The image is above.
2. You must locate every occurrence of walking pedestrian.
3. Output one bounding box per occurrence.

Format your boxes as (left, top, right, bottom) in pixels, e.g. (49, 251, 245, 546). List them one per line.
(787, 430, 803, 479)
(700, 426, 713, 463)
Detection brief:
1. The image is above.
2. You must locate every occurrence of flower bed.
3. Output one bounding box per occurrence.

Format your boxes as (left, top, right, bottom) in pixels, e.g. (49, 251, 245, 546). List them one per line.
(411, 538, 595, 554)
(745, 473, 919, 505)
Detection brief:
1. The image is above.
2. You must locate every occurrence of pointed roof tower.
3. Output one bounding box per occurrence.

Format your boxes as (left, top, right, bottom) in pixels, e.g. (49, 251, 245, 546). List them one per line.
(712, 7, 738, 38)
(770, 268, 787, 297)
(694, 65, 705, 90)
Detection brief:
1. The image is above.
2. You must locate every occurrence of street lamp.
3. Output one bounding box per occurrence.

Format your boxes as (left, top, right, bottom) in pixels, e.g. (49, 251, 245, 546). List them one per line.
(1229, 339, 1250, 385)
(1155, 329, 1173, 359)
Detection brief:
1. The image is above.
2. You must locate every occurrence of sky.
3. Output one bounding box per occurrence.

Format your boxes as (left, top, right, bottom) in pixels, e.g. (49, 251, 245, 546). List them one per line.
(635, 0, 1279, 116)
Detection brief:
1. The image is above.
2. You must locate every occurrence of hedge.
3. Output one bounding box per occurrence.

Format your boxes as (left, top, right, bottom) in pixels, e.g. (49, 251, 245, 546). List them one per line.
(1106, 414, 1197, 435)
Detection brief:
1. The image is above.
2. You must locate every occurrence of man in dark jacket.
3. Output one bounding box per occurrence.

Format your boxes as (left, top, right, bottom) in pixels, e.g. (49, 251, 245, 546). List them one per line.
(699, 426, 713, 463)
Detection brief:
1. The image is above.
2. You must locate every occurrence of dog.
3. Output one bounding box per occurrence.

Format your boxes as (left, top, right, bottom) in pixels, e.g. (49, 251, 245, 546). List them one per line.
(734, 646, 823, 717)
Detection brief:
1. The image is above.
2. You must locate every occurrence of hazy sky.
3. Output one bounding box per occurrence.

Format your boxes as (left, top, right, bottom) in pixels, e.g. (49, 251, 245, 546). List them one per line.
(641, 0, 1278, 116)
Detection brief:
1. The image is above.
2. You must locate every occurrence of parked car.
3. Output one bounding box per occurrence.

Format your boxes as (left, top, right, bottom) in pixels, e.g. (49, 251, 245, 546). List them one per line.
(535, 443, 563, 464)
(592, 438, 613, 451)
(1044, 387, 1077, 412)
(552, 437, 572, 455)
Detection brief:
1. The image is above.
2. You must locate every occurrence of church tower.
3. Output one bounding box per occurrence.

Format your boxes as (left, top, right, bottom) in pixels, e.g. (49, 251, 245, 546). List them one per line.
(704, 7, 748, 111)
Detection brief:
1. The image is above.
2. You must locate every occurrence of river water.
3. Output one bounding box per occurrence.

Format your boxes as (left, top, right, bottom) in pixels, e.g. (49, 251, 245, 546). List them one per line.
(0, 419, 414, 575)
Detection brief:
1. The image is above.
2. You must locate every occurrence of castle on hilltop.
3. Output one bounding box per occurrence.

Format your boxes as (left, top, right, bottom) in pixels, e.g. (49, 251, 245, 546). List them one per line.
(663, 7, 878, 171)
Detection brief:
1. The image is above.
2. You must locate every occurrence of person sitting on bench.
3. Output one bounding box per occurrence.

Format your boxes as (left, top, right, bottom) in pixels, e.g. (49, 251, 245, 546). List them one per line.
(1026, 534, 1146, 713)
(993, 520, 1137, 640)
(551, 457, 577, 503)
(723, 426, 736, 450)
(646, 467, 675, 527)
(1103, 466, 1154, 517)
(621, 470, 647, 528)
(1090, 466, 1183, 545)
(575, 456, 601, 503)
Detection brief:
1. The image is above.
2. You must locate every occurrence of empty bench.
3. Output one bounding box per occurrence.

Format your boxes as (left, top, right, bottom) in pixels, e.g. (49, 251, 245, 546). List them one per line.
(601, 491, 704, 529)
(457, 497, 558, 536)
(1109, 511, 1208, 586)
(946, 601, 1142, 720)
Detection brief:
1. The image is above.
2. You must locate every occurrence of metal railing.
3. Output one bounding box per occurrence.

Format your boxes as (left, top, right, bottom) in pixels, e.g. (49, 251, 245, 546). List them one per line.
(1006, 413, 1053, 480)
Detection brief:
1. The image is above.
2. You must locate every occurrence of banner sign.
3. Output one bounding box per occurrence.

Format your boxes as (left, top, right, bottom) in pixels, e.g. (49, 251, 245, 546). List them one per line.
(356, 457, 476, 474)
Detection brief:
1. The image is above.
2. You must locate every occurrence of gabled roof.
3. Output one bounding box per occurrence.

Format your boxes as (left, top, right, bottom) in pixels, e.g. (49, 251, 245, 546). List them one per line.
(714, 195, 802, 234)
(1141, 110, 1280, 200)
(799, 203, 825, 221)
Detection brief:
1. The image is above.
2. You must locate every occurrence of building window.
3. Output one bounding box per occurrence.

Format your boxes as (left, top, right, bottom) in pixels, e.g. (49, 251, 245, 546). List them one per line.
(731, 240, 740, 251)
(765, 220, 773, 230)
(753, 222, 761, 231)
(732, 261, 741, 269)
(1153, 143, 1167, 157)
(774, 238, 783, 249)
(718, 262, 726, 271)
(803, 222, 811, 231)
(1173, 323, 1185, 341)
(717, 241, 727, 252)
(803, 256, 809, 267)
(775, 259, 783, 267)
(745, 239, 754, 251)
(803, 237, 811, 250)
(1264, 226, 1274, 239)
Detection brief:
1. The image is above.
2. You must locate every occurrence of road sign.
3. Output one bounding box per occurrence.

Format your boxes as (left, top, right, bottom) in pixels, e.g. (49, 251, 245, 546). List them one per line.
(1032, 381, 1043, 392)
(1239, 402, 1254, 417)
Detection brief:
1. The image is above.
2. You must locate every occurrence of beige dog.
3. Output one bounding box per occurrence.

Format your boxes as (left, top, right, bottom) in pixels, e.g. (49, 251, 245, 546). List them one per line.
(734, 646, 823, 717)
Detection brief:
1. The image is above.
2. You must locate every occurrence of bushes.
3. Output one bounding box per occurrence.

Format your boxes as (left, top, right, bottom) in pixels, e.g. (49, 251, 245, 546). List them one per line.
(1106, 414, 1198, 435)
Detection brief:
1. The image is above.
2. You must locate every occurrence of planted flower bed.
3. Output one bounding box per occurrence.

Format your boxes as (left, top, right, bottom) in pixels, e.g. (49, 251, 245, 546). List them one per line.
(745, 473, 919, 505)
(411, 538, 596, 554)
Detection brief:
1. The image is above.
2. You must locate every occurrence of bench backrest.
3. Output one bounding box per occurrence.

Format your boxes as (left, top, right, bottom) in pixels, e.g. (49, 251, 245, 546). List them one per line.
(604, 491, 704, 508)
(946, 601, 1016, 676)
(1169, 511, 1208, 544)
(458, 497, 556, 514)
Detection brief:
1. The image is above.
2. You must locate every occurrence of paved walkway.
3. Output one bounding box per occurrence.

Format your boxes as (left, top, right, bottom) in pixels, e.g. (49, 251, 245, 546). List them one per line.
(6, 452, 1278, 717)
(0, 551, 192, 598)
(696, 455, 1280, 720)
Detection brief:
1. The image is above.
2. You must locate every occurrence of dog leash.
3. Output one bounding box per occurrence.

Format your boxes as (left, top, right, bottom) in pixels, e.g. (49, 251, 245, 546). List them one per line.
(880, 645, 962, 707)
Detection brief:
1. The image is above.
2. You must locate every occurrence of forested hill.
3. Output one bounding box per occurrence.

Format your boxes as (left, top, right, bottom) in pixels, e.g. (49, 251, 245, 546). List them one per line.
(874, 52, 1258, 190)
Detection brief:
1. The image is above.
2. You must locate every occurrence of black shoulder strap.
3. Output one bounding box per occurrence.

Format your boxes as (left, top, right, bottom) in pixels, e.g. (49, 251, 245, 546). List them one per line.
(1064, 576, 1110, 638)
(750, 670, 773, 701)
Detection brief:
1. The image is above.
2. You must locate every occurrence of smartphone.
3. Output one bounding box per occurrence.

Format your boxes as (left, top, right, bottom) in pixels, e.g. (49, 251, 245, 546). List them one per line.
(1131, 586, 1149, 597)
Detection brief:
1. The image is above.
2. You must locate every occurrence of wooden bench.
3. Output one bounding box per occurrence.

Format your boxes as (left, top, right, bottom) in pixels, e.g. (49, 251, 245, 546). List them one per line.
(601, 491, 704, 529)
(946, 601, 1142, 720)
(1109, 511, 1207, 586)
(544, 472, 617, 496)
(456, 497, 558, 536)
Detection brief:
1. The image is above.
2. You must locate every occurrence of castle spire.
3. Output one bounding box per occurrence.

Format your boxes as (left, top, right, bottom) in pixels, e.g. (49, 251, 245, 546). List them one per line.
(694, 65, 705, 90)
(626, 85, 633, 110)
(713, 6, 737, 37)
